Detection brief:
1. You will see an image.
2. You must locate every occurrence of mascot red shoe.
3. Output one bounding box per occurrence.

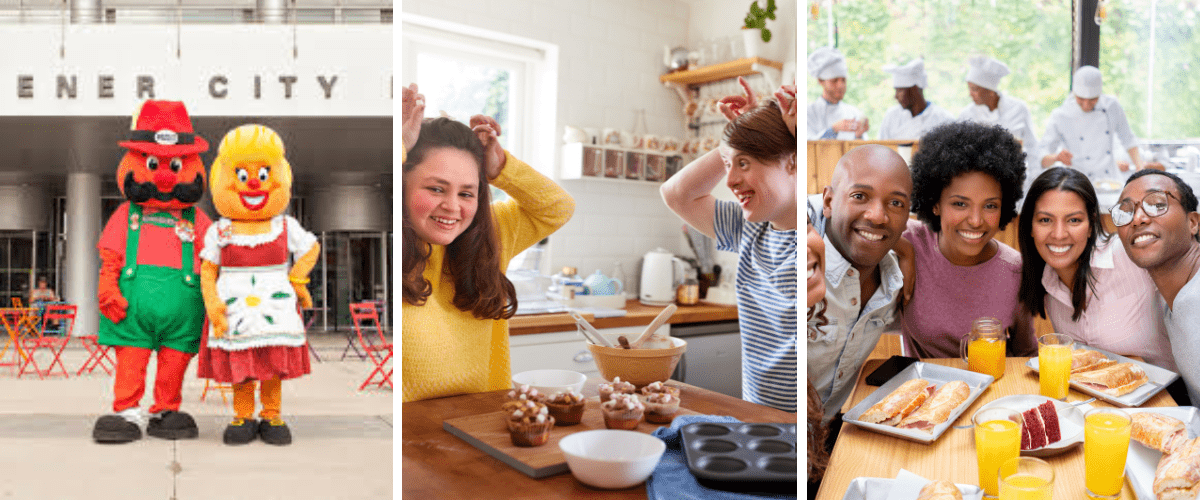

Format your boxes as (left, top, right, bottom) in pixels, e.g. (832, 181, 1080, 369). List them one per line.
(92, 100, 212, 443)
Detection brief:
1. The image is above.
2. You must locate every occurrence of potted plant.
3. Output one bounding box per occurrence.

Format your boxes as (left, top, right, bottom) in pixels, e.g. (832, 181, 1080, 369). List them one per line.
(741, 0, 777, 59)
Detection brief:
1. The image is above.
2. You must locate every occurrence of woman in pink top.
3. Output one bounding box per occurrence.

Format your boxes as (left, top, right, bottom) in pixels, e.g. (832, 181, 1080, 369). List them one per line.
(1017, 167, 1175, 371)
(898, 122, 1036, 359)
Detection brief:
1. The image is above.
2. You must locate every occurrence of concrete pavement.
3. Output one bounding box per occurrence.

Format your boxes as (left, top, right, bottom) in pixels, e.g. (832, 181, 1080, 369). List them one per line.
(0, 332, 393, 500)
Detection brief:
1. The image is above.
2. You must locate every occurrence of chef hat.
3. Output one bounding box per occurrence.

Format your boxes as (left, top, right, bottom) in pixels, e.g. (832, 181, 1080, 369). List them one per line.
(965, 56, 1009, 92)
(883, 58, 927, 89)
(808, 47, 847, 80)
(1072, 66, 1103, 99)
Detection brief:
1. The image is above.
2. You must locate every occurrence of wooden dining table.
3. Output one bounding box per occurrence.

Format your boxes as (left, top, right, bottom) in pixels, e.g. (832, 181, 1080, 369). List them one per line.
(402, 378, 797, 499)
(815, 357, 1176, 500)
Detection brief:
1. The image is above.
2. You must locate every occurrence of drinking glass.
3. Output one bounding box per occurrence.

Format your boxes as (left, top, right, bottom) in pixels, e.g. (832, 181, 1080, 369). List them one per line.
(1038, 333, 1073, 400)
(960, 317, 1006, 380)
(998, 456, 1054, 500)
(1084, 407, 1131, 499)
(974, 407, 1023, 498)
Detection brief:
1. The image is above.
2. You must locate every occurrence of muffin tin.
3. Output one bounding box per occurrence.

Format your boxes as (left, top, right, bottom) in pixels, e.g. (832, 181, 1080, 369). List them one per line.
(680, 422, 797, 482)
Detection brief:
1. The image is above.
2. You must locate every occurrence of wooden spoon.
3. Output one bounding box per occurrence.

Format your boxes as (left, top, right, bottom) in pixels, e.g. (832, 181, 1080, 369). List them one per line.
(630, 304, 677, 349)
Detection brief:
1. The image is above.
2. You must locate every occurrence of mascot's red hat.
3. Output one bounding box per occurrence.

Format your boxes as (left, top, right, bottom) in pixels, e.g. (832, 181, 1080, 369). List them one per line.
(118, 100, 210, 157)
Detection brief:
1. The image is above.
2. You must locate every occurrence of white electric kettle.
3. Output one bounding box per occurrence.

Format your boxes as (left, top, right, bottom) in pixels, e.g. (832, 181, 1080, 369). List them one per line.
(640, 248, 687, 306)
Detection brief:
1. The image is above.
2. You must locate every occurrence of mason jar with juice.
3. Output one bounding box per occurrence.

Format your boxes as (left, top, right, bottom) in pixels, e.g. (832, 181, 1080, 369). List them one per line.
(960, 317, 1006, 380)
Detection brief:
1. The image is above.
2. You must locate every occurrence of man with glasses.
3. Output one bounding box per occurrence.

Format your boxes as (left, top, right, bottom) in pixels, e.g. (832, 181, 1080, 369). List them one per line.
(1115, 169, 1200, 405)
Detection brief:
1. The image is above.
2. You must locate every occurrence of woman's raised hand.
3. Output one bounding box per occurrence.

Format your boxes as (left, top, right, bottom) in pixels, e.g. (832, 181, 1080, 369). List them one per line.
(402, 83, 425, 154)
(718, 76, 758, 121)
(774, 83, 797, 137)
(470, 114, 507, 180)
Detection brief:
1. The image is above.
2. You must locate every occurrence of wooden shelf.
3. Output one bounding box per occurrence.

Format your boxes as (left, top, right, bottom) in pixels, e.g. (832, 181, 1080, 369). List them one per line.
(659, 57, 783, 86)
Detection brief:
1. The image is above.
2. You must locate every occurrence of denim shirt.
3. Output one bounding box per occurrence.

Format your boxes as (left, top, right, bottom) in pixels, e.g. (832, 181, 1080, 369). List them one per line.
(808, 233, 903, 422)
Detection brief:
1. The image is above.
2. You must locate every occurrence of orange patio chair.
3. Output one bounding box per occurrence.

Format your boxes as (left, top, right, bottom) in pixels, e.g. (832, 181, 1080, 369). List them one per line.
(18, 303, 75, 379)
(350, 302, 391, 390)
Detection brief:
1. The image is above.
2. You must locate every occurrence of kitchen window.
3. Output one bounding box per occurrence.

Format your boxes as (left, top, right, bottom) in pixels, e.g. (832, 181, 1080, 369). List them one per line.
(401, 13, 559, 181)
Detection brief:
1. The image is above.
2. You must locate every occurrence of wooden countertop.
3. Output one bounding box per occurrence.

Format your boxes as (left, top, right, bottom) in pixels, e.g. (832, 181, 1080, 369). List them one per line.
(402, 377, 795, 499)
(509, 299, 737, 335)
(815, 357, 1175, 500)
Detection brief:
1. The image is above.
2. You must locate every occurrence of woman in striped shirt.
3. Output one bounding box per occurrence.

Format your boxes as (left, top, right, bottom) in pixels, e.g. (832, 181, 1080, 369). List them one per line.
(1017, 167, 1175, 372)
(661, 82, 798, 412)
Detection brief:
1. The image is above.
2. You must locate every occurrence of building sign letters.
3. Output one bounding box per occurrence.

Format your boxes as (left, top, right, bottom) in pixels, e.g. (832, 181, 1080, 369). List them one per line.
(17, 74, 345, 100)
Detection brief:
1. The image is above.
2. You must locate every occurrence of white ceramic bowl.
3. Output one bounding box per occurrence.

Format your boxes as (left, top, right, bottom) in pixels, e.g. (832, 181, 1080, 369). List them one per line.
(558, 430, 666, 489)
(511, 369, 586, 397)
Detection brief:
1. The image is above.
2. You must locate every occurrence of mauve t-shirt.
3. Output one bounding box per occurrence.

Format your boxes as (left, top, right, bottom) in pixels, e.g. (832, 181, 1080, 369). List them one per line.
(899, 220, 1036, 359)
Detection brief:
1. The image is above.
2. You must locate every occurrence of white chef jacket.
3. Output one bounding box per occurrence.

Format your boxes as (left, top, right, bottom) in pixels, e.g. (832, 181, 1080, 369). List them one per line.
(959, 92, 1040, 171)
(807, 96, 865, 140)
(878, 102, 954, 141)
(1040, 95, 1138, 180)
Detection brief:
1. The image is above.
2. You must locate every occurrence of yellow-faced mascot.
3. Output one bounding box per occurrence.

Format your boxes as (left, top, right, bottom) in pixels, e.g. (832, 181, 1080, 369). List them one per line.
(197, 124, 319, 446)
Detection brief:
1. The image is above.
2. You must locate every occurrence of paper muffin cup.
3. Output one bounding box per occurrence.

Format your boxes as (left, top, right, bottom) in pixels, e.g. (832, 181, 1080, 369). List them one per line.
(546, 401, 586, 426)
(507, 417, 556, 447)
(640, 396, 680, 424)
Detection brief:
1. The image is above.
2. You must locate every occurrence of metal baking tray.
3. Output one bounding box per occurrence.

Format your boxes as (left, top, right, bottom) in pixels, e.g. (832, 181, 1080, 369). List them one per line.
(680, 422, 796, 483)
(840, 477, 984, 500)
(843, 362, 994, 444)
(1122, 406, 1200, 500)
(1026, 344, 1178, 407)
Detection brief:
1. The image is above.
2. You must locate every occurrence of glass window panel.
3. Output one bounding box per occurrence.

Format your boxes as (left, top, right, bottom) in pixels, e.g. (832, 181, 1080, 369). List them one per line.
(807, 0, 1073, 133)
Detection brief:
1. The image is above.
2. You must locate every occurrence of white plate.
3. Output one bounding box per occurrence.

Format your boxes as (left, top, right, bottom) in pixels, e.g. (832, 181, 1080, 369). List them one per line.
(841, 477, 984, 500)
(1122, 407, 1200, 500)
(1026, 345, 1178, 407)
(843, 362, 994, 444)
(976, 394, 1086, 457)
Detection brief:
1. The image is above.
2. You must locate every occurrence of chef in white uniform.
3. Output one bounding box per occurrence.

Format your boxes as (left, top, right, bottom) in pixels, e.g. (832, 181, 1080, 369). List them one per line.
(878, 58, 954, 140)
(1040, 65, 1148, 180)
(958, 56, 1040, 172)
(806, 47, 868, 140)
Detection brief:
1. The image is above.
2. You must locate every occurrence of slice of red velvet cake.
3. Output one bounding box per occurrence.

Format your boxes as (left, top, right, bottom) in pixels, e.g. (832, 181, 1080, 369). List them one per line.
(1037, 400, 1061, 444)
(1022, 408, 1047, 450)
(1019, 400, 1063, 450)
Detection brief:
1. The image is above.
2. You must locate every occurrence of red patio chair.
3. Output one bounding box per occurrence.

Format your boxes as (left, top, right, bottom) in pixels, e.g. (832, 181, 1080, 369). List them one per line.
(350, 302, 391, 390)
(76, 331, 116, 375)
(18, 303, 76, 379)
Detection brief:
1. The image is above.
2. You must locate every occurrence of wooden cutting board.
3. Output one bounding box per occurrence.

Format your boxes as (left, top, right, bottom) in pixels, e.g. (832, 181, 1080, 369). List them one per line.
(443, 397, 699, 478)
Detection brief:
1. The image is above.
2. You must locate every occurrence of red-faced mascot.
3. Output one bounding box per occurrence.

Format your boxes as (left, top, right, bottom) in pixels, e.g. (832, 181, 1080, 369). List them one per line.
(92, 100, 212, 443)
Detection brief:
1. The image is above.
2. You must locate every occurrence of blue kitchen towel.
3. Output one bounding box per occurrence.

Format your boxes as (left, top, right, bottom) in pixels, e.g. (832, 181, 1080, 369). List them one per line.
(646, 415, 797, 500)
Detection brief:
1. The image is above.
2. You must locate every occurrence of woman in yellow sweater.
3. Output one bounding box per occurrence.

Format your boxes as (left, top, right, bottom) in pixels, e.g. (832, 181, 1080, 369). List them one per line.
(401, 85, 574, 402)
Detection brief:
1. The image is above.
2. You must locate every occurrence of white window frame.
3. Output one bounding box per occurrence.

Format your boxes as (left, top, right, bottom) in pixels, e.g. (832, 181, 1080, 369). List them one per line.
(401, 13, 558, 176)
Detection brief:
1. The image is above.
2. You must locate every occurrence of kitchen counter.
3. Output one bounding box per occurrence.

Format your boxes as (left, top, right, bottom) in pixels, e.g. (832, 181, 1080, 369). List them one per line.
(401, 377, 794, 499)
(509, 299, 737, 335)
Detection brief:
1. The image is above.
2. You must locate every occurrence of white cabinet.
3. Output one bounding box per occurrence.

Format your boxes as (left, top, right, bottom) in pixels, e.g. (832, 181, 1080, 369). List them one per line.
(509, 324, 670, 378)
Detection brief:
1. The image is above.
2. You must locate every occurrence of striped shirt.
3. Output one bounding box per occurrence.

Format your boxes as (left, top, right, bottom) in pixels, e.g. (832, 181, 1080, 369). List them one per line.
(713, 200, 798, 412)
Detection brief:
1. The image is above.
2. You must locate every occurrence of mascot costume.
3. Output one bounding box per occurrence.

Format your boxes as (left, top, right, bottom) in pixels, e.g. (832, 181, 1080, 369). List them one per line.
(93, 100, 212, 443)
(197, 124, 319, 446)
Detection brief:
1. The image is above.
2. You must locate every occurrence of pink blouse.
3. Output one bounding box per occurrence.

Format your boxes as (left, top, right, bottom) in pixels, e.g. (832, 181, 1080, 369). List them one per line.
(1042, 237, 1176, 371)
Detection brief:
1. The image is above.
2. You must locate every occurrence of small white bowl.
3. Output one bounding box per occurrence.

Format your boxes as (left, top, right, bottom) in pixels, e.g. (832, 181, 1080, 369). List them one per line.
(558, 430, 666, 489)
(511, 369, 586, 397)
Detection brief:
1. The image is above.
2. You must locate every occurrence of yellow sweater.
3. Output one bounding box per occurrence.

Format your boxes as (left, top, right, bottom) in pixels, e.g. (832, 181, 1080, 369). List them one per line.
(402, 151, 574, 402)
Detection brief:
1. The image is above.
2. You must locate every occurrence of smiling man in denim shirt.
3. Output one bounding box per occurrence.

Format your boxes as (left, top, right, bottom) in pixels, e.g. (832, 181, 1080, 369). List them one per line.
(808, 145, 912, 423)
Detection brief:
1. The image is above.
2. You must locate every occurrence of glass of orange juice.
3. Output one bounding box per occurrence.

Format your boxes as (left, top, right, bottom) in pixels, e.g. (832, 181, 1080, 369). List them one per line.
(1038, 334, 1073, 400)
(960, 317, 1006, 380)
(1085, 408, 1131, 499)
(998, 456, 1054, 500)
(974, 407, 1023, 498)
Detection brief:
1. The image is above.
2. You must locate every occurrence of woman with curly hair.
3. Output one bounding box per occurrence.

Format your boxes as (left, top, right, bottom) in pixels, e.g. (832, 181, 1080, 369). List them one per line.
(1017, 167, 1175, 371)
(401, 84, 575, 402)
(898, 121, 1035, 359)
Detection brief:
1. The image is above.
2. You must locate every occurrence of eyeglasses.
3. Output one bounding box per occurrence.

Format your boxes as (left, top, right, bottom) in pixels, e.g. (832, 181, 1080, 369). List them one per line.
(1110, 191, 1180, 227)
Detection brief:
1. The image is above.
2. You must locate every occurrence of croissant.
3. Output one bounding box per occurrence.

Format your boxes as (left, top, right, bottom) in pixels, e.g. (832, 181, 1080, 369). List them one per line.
(917, 479, 962, 500)
(860, 379, 932, 426)
(899, 381, 971, 432)
(1071, 362, 1148, 396)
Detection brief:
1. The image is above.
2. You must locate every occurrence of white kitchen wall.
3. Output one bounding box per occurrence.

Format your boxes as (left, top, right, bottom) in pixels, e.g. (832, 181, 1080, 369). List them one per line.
(401, 0, 797, 298)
